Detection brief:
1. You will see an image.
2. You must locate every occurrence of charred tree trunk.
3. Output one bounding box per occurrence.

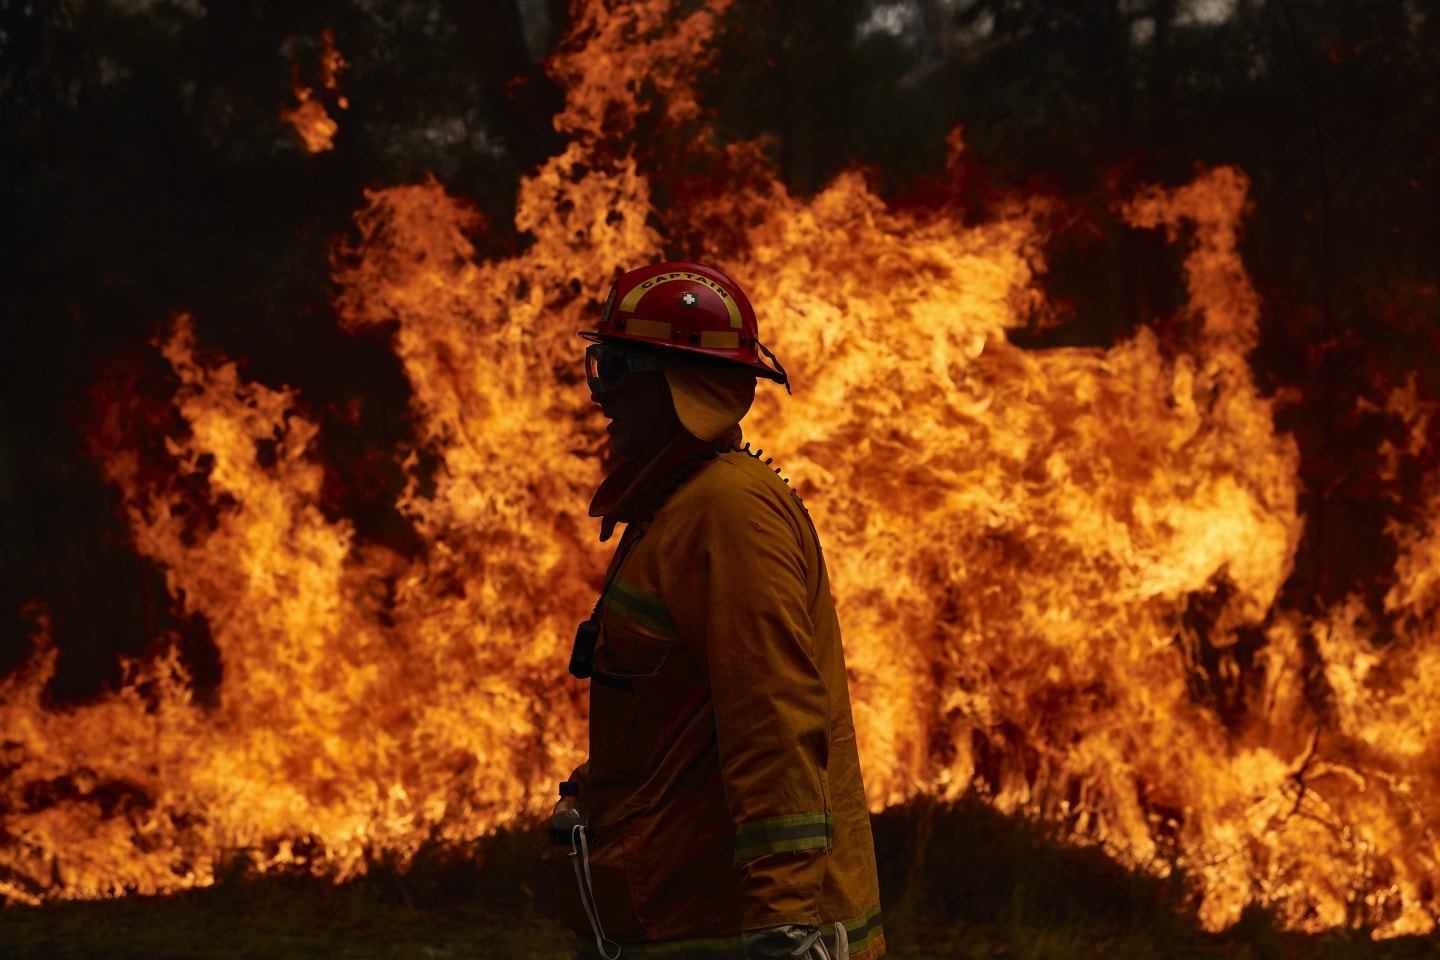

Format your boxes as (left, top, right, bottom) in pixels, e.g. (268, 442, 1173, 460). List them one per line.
(917, 0, 951, 61)
(439, 0, 565, 173)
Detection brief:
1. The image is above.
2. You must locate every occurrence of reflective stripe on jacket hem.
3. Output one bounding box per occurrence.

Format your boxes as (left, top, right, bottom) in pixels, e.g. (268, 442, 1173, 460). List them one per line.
(838, 902, 884, 955)
(575, 904, 884, 959)
(732, 812, 834, 861)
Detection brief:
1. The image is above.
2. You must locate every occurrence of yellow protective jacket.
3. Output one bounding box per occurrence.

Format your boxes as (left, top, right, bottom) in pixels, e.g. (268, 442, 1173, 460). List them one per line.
(556, 427, 885, 959)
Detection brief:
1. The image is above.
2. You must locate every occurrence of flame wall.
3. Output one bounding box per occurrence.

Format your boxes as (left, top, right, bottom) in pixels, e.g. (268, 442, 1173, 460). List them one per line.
(3, 0, 1438, 939)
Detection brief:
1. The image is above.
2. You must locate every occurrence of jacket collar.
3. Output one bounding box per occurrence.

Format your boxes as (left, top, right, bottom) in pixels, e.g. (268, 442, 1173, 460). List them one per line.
(589, 426, 743, 542)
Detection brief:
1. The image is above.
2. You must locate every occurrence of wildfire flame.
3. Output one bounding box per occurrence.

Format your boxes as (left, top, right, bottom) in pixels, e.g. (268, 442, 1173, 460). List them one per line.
(3, 0, 1437, 940)
(280, 28, 347, 153)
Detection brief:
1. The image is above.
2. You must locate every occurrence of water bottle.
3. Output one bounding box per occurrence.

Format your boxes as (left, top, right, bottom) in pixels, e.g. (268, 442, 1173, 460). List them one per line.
(550, 780, 589, 844)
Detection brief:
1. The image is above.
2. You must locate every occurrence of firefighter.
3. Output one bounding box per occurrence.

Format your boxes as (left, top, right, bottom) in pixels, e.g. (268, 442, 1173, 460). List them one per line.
(556, 261, 885, 960)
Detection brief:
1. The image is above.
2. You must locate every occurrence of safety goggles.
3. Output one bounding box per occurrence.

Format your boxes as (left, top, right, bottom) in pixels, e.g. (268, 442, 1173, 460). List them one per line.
(585, 343, 666, 396)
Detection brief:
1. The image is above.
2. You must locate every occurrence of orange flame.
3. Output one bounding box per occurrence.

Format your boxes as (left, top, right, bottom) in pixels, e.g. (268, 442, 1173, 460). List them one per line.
(4, 0, 1438, 940)
(280, 29, 347, 153)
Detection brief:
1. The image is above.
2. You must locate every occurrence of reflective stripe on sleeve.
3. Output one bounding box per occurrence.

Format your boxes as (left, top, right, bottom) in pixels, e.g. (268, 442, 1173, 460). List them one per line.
(605, 576, 678, 636)
(732, 812, 834, 861)
(828, 902, 884, 954)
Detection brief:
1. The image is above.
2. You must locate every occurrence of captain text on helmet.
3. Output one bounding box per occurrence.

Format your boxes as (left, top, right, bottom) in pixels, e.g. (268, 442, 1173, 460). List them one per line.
(553, 262, 885, 960)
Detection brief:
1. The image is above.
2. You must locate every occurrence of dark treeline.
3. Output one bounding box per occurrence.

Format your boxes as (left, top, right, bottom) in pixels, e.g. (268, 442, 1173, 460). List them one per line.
(1, 0, 1436, 703)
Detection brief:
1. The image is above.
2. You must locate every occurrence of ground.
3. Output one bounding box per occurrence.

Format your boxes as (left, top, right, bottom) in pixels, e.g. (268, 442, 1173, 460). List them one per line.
(3, 798, 1435, 959)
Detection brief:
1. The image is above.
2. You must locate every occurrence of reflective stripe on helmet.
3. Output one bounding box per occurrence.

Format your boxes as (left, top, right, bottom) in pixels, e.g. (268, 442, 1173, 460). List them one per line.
(619, 271, 743, 328)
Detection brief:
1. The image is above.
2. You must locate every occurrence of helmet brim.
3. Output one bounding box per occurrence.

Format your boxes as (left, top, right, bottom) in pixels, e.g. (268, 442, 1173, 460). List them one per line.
(577, 331, 788, 384)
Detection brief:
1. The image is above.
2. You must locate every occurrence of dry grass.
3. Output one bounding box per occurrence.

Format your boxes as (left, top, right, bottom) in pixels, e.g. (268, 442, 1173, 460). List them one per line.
(3, 798, 1435, 959)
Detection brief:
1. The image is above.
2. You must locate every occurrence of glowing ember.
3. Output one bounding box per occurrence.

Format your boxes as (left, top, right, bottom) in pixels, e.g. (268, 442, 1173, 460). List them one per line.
(2, 0, 1437, 941)
(280, 29, 347, 153)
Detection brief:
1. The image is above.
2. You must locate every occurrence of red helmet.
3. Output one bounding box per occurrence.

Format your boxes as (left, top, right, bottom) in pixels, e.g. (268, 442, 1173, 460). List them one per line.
(580, 261, 788, 386)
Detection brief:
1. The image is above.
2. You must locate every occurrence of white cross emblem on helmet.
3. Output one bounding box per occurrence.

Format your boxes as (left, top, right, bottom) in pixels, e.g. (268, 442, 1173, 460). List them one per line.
(680, 292, 698, 307)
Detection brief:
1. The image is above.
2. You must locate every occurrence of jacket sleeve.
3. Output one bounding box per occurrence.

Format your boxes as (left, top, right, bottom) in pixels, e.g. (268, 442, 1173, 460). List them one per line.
(659, 462, 832, 930)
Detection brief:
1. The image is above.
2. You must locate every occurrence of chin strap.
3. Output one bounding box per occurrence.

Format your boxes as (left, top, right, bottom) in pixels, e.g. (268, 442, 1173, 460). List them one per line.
(754, 339, 791, 394)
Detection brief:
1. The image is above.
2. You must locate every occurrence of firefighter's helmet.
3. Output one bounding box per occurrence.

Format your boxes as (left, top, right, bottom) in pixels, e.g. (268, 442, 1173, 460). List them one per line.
(580, 261, 788, 386)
